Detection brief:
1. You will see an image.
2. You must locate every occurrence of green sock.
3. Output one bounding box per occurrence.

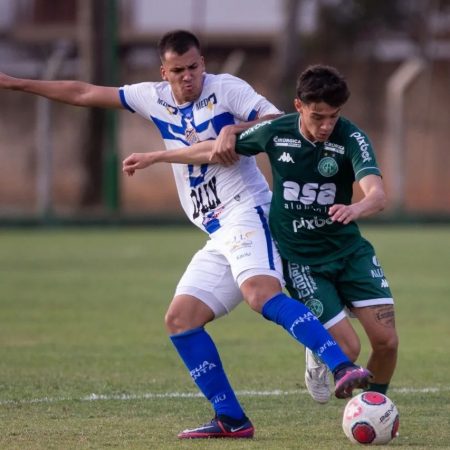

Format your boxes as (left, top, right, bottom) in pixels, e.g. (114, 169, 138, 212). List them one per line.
(366, 382, 389, 394)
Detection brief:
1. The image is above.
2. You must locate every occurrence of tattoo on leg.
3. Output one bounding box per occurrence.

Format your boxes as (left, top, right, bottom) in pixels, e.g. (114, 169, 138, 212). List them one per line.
(373, 305, 395, 328)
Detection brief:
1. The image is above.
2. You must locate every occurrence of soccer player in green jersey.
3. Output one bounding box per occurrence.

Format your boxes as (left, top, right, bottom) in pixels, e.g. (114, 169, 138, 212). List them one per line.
(124, 64, 398, 404)
(224, 65, 399, 403)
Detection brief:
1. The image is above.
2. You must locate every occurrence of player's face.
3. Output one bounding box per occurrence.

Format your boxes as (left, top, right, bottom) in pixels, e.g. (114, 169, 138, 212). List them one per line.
(294, 99, 341, 142)
(160, 46, 205, 104)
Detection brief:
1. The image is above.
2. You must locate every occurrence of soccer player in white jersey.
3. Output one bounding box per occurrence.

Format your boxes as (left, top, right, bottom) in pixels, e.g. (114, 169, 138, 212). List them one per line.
(0, 30, 371, 439)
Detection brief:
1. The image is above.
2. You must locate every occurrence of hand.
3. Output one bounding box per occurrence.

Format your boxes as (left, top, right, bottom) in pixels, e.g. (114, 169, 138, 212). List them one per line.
(0, 72, 15, 89)
(211, 125, 239, 166)
(122, 152, 156, 176)
(328, 203, 362, 224)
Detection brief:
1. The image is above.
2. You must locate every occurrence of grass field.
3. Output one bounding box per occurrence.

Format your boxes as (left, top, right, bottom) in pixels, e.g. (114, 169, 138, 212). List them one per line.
(1, 225, 449, 449)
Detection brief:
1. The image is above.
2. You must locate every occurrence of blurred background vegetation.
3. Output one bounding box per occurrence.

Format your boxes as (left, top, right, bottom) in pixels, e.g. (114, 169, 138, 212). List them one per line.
(0, 0, 449, 224)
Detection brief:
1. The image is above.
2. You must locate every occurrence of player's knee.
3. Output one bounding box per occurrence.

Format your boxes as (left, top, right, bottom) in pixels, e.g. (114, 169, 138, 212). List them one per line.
(164, 310, 183, 334)
(244, 288, 276, 313)
(372, 331, 399, 355)
(164, 310, 197, 334)
(165, 299, 214, 335)
(240, 275, 282, 313)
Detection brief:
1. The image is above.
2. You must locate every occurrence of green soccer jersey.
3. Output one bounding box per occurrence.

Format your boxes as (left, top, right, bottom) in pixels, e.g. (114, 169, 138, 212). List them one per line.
(235, 113, 382, 265)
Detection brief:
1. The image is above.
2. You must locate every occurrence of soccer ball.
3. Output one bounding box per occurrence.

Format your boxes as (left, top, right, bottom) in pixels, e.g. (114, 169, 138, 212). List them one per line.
(342, 392, 399, 445)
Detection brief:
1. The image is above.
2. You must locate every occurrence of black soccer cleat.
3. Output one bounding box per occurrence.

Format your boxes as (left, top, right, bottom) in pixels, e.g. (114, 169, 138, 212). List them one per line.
(178, 415, 254, 439)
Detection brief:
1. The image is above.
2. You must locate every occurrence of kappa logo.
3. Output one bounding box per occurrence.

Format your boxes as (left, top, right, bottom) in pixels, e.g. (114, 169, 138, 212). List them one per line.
(381, 279, 389, 288)
(278, 152, 295, 163)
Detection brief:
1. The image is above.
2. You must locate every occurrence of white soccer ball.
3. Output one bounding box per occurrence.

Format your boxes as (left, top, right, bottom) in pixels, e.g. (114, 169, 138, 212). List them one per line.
(342, 391, 399, 445)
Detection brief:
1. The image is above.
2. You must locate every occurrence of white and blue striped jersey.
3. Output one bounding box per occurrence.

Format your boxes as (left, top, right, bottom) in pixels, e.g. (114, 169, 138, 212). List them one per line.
(119, 73, 280, 234)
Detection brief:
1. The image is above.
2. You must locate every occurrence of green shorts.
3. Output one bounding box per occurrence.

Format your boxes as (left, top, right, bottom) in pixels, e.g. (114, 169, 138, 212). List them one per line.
(282, 239, 394, 329)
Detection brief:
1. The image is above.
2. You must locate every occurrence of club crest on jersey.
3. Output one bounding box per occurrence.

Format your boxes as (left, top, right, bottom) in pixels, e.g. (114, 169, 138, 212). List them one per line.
(318, 157, 338, 177)
(185, 127, 200, 144)
(305, 298, 324, 318)
(184, 117, 200, 144)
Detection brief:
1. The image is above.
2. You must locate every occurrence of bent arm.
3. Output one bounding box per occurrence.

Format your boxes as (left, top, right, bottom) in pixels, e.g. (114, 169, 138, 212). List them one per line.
(123, 141, 216, 176)
(212, 113, 281, 165)
(329, 174, 386, 224)
(0, 72, 122, 108)
(355, 174, 387, 217)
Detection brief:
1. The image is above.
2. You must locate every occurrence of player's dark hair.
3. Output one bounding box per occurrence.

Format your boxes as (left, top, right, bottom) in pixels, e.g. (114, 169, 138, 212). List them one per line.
(158, 30, 201, 61)
(296, 65, 350, 107)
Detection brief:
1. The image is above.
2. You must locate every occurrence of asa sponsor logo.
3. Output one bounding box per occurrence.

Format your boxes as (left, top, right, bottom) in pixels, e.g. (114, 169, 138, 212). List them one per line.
(293, 216, 334, 231)
(318, 157, 339, 177)
(324, 142, 345, 154)
(282, 181, 336, 206)
(239, 120, 272, 139)
(277, 152, 295, 163)
(350, 131, 372, 162)
(273, 136, 302, 148)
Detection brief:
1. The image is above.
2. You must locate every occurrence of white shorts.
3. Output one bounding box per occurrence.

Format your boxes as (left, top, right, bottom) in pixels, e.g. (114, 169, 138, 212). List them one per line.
(175, 204, 284, 318)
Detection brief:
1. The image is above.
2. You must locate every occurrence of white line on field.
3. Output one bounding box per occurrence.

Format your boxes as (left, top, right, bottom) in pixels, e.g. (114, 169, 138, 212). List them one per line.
(1, 386, 449, 406)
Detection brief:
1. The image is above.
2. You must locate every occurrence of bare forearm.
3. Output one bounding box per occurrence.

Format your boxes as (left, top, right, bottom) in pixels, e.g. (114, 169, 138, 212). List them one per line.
(123, 141, 216, 176)
(1, 73, 120, 108)
(222, 114, 281, 135)
(159, 141, 216, 164)
(352, 189, 386, 218)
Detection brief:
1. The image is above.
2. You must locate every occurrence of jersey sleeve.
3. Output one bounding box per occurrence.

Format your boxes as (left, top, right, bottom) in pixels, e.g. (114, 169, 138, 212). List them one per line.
(347, 127, 382, 181)
(220, 74, 281, 121)
(118, 82, 158, 118)
(235, 120, 274, 156)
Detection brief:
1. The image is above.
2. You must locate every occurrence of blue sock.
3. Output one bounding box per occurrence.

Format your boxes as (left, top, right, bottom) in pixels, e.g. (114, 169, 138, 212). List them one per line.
(262, 293, 350, 372)
(170, 327, 245, 421)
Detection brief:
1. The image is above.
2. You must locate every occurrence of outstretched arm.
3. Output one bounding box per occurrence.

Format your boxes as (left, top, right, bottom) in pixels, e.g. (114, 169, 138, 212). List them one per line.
(328, 174, 387, 224)
(0, 72, 122, 109)
(123, 140, 216, 176)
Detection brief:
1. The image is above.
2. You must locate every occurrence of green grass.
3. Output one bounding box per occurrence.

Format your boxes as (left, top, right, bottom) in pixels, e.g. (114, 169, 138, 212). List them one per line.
(0, 225, 449, 449)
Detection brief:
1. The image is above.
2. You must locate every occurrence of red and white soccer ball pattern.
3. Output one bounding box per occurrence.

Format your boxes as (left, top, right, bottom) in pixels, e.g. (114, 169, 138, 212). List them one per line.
(342, 392, 400, 445)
